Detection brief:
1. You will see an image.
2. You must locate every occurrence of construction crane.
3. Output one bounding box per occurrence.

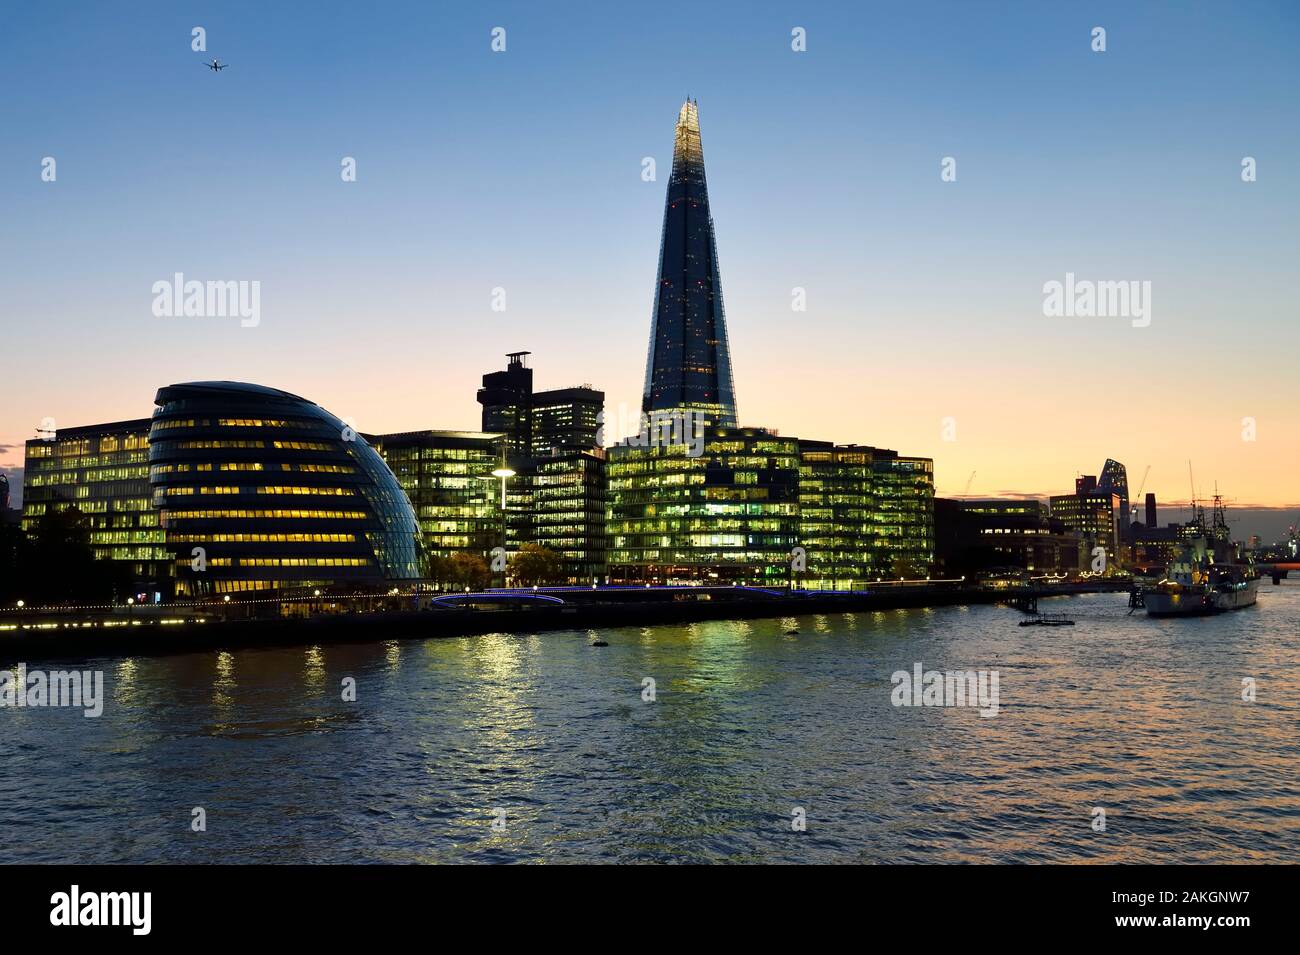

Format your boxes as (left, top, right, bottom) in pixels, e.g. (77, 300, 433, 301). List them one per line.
(1130, 464, 1150, 524)
(962, 471, 976, 496)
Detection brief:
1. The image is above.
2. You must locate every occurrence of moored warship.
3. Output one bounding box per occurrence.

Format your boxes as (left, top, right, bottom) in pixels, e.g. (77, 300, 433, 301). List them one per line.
(1143, 493, 1259, 617)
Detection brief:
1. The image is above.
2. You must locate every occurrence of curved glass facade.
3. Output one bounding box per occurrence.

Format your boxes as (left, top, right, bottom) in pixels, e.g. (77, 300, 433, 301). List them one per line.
(149, 382, 423, 596)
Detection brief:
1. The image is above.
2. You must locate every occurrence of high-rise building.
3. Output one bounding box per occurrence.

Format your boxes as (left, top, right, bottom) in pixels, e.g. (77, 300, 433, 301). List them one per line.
(22, 419, 169, 597)
(150, 381, 423, 597)
(1098, 458, 1130, 535)
(531, 386, 604, 457)
(607, 426, 799, 584)
(1145, 492, 1157, 528)
(641, 100, 738, 428)
(475, 353, 607, 581)
(477, 351, 534, 458)
(477, 353, 605, 460)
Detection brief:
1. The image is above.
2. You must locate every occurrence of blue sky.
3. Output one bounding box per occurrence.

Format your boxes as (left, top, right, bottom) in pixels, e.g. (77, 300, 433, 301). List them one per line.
(2, 1, 1298, 531)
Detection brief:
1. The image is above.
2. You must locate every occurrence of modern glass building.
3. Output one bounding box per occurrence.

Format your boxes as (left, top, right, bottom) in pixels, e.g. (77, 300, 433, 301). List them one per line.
(149, 382, 423, 596)
(797, 442, 874, 587)
(528, 449, 608, 582)
(871, 452, 937, 579)
(370, 430, 506, 561)
(607, 426, 799, 584)
(530, 386, 604, 457)
(22, 419, 168, 597)
(642, 100, 738, 428)
(797, 442, 935, 586)
(1097, 458, 1130, 536)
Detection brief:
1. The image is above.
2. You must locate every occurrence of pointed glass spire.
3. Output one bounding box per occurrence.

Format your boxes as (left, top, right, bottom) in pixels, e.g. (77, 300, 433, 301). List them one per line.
(641, 100, 738, 428)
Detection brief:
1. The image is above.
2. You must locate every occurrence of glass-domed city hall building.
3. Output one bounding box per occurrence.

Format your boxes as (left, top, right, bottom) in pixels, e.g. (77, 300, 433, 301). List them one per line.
(148, 382, 424, 597)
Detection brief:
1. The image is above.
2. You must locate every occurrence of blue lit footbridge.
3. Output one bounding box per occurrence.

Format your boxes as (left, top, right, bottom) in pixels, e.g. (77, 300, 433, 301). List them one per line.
(430, 591, 567, 607)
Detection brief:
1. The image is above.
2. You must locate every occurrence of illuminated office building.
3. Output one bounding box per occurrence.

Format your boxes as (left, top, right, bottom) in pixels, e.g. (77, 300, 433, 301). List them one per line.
(370, 430, 506, 561)
(796, 442, 874, 586)
(641, 100, 738, 428)
(797, 442, 935, 586)
(528, 449, 608, 581)
(1049, 487, 1121, 568)
(22, 419, 169, 597)
(607, 426, 799, 584)
(872, 453, 937, 578)
(531, 386, 604, 457)
(149, 381, 423, 596)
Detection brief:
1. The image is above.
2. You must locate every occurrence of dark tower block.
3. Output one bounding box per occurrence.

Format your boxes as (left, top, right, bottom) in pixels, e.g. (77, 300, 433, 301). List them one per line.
(477, 352, 534, 458)
(642, 101, 738, 428)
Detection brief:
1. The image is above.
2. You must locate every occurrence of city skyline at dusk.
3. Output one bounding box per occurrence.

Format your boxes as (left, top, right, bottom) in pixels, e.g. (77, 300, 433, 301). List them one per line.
(5, 0, 1300, 895)
(3, 2, 1298, 523)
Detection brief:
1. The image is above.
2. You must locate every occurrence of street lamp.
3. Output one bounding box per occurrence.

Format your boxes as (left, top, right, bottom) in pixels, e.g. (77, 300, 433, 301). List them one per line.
(482, 466, 515, 589)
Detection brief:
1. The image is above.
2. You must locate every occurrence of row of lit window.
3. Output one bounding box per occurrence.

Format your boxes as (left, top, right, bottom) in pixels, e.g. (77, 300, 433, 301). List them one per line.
(27, 452, 148, 471)
(152, 462, 357, 475)
(163, 486, 355, 497)
(153, 417, 321, 430)
(154, 439, 335, 452)
(88, 531, 167, 544)
(26, 436, 147, 456)
(167, 533, 357, 543)
(175, 556, 372, 568)
(164, 509, 369, 520)
(26, 467, 149, 486)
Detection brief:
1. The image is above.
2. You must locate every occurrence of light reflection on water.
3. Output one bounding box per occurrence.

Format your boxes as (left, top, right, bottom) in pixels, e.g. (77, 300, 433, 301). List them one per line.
(2, 585, 1298, 863)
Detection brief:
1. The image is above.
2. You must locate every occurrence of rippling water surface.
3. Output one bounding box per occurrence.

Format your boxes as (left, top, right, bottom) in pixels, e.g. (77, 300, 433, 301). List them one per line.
(2, 584, 1298, 863)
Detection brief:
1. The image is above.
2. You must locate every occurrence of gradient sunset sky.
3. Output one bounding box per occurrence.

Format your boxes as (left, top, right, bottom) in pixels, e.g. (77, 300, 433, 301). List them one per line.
(2, 2, 1297, 529)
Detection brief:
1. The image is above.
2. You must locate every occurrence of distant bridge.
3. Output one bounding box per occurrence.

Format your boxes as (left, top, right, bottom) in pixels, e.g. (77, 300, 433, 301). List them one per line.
(1253, 561, 1299, 584)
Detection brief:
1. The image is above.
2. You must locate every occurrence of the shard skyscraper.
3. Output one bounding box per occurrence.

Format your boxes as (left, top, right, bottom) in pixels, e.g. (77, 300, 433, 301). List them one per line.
(641, 100, 738, 428)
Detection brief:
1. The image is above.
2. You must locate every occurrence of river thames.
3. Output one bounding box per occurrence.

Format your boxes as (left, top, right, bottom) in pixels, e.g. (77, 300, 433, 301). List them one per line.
(2, 584, 1297, 863)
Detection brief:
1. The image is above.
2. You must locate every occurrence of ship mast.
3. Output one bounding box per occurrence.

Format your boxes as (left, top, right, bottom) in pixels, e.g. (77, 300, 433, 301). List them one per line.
(1187, 461, 1204, 529)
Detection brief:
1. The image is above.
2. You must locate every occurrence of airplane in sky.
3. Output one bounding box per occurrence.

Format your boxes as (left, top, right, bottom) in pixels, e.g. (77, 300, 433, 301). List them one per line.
(204, 59, 228, 72)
